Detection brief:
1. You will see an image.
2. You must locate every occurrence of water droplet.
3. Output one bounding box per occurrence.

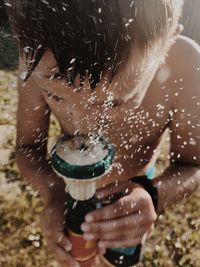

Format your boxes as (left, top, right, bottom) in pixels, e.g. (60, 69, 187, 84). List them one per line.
(189, 139, 196, 146)
(20, 71, 28, 80)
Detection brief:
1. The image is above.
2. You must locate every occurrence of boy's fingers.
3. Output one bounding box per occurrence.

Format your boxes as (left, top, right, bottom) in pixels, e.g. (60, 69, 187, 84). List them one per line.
(45, 230, 72, 253)
(83, 213, 146, 236)
(85, 194, 140, 222)
(48, 244, 80, 267)
(83, 225, 146, 242)
(56, 233, 72, 252)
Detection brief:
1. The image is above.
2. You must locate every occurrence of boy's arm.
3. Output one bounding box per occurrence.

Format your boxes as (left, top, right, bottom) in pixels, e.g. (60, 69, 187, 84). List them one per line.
(153, 37, 200, 213)
(153, 164, 199, 214)
(16, 59, 80, 267)
(16, 58, 65, 205)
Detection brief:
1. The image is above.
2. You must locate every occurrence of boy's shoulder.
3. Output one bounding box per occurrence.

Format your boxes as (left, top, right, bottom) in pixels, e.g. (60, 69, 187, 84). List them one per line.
(167, 35, 200, 78)
(151, 35, 200, 103)
(149, 35, 200, 125)
(159, 35, 200, 105)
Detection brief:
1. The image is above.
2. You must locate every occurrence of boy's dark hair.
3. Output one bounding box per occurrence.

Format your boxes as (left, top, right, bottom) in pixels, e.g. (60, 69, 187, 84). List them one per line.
(6, 0, 183, 87)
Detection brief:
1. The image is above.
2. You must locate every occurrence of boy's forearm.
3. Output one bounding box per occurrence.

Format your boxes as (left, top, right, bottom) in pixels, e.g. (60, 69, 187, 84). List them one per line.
(16, 147, 66, 205)
(153, 163, 200, 214)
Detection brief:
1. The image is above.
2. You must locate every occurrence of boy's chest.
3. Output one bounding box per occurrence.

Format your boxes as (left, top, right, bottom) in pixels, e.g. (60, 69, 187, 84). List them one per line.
(41, 85, 170, 174)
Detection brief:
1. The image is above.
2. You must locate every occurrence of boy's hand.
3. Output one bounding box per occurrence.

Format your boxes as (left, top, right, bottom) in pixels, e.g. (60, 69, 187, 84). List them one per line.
(40, 197, 80, 267)
(81, 181, 157, 251)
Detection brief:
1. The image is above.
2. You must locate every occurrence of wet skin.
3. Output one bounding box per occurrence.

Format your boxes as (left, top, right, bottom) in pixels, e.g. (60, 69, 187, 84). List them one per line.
(16, 35, 200, 267)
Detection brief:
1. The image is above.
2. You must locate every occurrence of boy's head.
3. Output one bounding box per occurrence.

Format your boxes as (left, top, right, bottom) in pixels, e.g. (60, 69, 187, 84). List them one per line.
(7, 0, 183, 88)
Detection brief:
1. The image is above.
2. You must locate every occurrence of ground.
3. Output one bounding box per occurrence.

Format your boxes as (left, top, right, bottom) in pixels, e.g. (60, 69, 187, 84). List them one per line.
(0, 70, 200, 267)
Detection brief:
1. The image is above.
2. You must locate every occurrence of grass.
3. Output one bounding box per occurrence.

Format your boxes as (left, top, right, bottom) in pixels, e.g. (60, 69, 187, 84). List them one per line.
(0, 22, 18, 70)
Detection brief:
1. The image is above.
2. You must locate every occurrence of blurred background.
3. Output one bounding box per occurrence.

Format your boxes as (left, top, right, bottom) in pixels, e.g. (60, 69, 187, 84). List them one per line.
(0, 1, 200, 267)
(182, 0, 200, 44)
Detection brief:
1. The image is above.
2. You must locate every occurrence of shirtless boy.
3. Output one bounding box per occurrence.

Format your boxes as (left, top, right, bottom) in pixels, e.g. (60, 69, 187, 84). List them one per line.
(6, 0, 200, 266)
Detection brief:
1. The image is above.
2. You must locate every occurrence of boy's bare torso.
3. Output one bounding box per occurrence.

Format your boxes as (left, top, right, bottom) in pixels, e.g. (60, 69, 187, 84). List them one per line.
(40, 70, 170, 187)
(18, 36, 200, 188)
